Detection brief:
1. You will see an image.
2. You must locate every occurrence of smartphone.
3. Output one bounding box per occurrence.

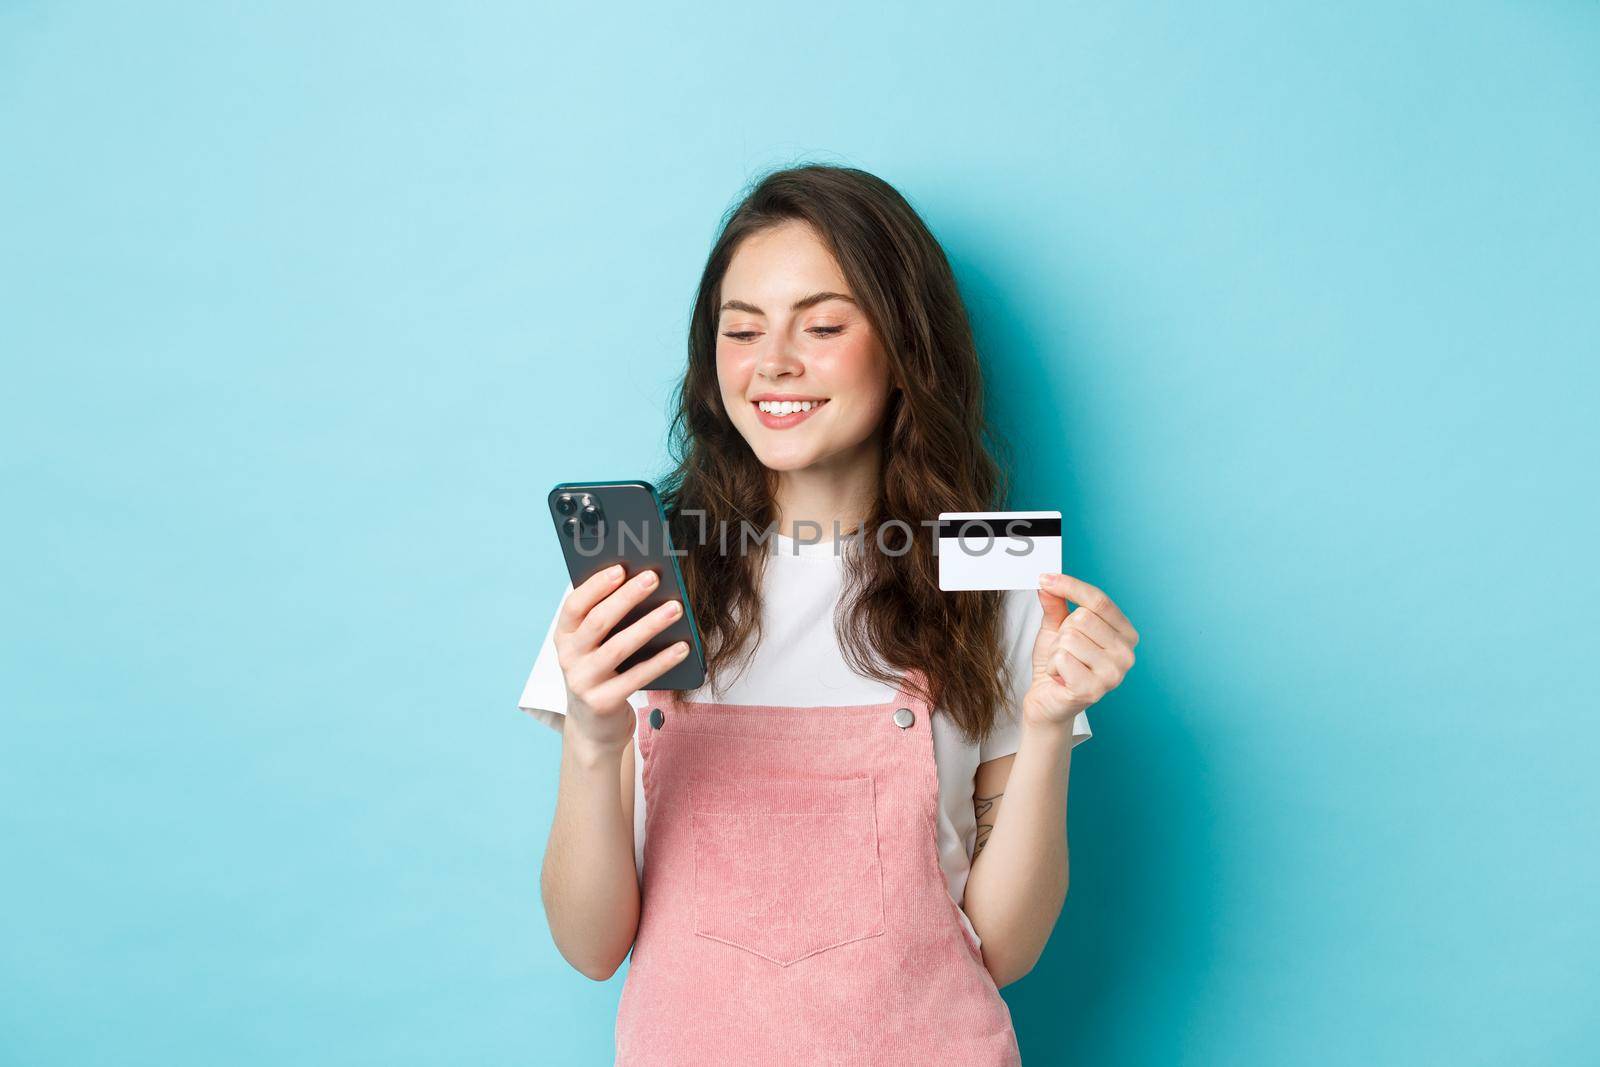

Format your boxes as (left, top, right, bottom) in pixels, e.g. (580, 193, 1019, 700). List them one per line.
(548, 480, 707, 691)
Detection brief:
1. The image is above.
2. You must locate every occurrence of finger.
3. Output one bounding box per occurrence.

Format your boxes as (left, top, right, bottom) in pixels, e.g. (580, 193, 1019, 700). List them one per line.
(1064, 606, 1122, 652)
(1040, 573, 1137, 644)
(557, 565, 627, 635)
(1036, 587, 1069, 635)
(576, 569, 661, 650)
(590, 641, 693, 709)
(1061, 607, 1110, 650)
(595, 598, 683, 673)
(1048, 647, 1098, 693)
(1057, 628, 1124, 685)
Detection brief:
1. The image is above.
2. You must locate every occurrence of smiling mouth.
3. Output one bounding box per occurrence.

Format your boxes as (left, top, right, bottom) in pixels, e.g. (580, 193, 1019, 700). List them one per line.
(753, 398, 828, 429)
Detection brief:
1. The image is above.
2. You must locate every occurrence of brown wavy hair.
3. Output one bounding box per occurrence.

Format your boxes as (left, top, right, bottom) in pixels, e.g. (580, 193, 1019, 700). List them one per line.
(657, 163, 1018, 745)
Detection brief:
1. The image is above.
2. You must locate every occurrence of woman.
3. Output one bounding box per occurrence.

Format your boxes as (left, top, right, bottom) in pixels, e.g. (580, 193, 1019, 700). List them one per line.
(518, 164, 1139, 1065)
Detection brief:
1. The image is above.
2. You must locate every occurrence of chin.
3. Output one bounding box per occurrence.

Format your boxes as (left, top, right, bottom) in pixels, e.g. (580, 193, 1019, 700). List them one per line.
(749, 446, 820, 472)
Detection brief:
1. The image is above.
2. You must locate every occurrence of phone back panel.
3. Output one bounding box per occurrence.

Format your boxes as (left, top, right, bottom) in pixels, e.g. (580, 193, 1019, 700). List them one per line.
(547, 480, 706, 691)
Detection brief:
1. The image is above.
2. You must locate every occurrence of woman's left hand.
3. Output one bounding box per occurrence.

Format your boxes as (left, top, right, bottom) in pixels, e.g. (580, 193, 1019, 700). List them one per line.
(1023, 572, 1139, 729)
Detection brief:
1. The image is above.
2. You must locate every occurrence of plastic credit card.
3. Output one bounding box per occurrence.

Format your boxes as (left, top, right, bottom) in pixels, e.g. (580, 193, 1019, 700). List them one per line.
(936, 511, 1063, 591)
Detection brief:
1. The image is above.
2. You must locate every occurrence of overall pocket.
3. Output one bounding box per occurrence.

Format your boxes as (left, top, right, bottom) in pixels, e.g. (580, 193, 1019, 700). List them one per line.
(688, 774, 886, 967)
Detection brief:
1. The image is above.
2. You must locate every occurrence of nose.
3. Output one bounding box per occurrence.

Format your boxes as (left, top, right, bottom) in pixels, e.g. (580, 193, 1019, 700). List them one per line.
(755, 345, 804, 381)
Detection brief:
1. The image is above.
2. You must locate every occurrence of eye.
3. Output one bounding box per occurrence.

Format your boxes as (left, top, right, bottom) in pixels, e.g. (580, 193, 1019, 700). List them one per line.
(720, 325, 843, 342)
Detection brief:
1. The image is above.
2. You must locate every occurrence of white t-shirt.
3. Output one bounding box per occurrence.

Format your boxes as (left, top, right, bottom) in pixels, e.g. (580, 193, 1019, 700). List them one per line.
(517, 530, 1092, 948)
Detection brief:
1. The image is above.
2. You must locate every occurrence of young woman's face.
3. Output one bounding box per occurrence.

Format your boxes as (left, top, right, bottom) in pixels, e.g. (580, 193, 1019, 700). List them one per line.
(715, 220, 894, 474)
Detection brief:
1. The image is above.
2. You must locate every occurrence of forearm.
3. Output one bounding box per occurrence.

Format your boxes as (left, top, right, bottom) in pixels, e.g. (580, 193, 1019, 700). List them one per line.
(540, 716, 640, 980)
(961, 720, 1074, 987)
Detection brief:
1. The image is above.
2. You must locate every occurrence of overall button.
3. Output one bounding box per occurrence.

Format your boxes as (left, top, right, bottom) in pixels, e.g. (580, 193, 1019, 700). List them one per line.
(892, 707, 915, 729)
(650, 707, 665, 730)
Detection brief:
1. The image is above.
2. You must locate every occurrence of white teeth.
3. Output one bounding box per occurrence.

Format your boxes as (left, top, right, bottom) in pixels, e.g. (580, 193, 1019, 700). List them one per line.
(757, 400, 820, 415)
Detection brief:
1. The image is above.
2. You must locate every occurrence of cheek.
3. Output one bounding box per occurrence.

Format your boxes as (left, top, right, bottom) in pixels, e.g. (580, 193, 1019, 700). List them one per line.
(816, 334, 890, 404)
(715, 345, 756, 396)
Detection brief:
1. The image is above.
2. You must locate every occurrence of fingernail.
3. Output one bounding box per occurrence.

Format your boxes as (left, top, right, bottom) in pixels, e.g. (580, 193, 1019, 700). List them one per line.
(658, 600, 680, 616)
(1038, 572, 1055, 583)
(672, 642, 689, 655)
(607, 564, 624, 579)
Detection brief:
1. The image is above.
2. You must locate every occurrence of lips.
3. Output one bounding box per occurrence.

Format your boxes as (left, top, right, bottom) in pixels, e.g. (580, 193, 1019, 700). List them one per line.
(752, 398, 828, 430)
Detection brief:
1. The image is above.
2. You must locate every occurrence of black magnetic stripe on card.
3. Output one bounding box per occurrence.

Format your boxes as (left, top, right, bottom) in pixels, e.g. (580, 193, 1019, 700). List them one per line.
(936, 518, 1062, 539)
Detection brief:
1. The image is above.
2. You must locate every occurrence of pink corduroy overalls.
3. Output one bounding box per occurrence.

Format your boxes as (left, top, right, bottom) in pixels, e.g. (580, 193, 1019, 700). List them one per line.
(614, 668, 1023, 1066)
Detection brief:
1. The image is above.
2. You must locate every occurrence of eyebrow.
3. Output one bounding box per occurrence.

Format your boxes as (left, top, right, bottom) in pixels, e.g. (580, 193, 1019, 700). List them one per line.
(719, 291, 857, 316)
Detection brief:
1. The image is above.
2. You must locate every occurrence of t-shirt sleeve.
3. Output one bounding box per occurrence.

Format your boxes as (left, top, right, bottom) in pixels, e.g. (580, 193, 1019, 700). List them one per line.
(978, 589, 1094, 763)
(516, 580, 575, 733)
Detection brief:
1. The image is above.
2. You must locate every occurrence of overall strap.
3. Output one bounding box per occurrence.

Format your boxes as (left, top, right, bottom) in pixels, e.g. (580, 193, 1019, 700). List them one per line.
(891, 667, 934, 712)
(636, 689, 674, 760)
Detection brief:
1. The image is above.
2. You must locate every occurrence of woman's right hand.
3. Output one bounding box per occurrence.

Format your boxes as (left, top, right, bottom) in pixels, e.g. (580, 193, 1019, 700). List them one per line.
(553, 563, 690, 753)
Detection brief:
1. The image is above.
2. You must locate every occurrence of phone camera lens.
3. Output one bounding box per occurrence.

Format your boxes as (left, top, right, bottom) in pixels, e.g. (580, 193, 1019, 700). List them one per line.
(580, 504, 601, 526)
(561, 517, 578, 538)
(555, 495, 576, 515)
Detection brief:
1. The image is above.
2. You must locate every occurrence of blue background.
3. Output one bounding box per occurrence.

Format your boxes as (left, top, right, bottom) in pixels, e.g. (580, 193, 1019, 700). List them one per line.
(3, 3, 1596, 1064)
